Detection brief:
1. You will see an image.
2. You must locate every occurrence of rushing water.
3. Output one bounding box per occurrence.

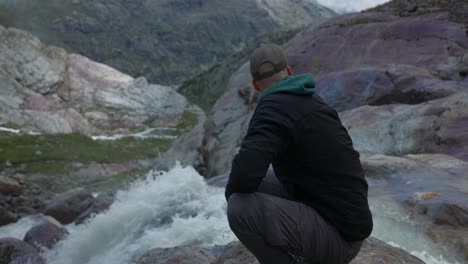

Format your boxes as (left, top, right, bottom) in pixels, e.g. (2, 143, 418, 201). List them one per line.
(0, 165, 461, 264)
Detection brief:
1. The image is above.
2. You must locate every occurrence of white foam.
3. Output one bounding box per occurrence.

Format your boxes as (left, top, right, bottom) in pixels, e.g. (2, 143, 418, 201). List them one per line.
(91, 128, 178, 141)
(43, 164, 235, 264)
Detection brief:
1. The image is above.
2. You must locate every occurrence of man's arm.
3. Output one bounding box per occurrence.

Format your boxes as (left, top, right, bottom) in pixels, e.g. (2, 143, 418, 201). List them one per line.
(225, 99, 294, 200)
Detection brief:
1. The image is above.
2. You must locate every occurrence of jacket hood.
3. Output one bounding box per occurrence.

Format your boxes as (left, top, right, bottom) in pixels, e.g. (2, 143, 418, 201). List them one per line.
(261, 74, 315, 100)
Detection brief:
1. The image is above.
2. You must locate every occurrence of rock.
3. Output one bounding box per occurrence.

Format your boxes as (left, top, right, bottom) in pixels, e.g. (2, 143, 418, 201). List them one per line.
(212, 238, 424, 264)
(199, 9, 468, 177)
(23, 221, 69, 250)
(369, 0, 468, 25)
(340, 91, 468, 161)
(0, 26, 200, 134)
(0, 238, 44, 264)
(213, 242, 259, 264)
(366, 154, 468, 261)
(315, 66, 465, 112)
(404, 153, 468, 169)
(0, 0, 334, 85)
(350, 237, 424, 264)
(75, 191, 115, 224)
(286, 12, 467, 82)
(137, 246, 215, 264)
(152, 108, 207, 173)
(0, 176, 22, 196)
(0, 206, 18, 226)
(44, 188, 95, 224)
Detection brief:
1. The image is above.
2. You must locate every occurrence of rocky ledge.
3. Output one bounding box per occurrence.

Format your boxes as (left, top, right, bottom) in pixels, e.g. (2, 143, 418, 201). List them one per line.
(0, 25, 202, 135)
(136, 237, 424, 264)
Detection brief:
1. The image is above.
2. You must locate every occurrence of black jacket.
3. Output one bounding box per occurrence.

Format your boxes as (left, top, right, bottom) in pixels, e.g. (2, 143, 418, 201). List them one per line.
(225, 90, 373, 241)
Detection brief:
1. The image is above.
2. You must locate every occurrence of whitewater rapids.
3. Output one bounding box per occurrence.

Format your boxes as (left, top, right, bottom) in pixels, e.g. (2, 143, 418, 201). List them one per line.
(0, 165, 460, 264)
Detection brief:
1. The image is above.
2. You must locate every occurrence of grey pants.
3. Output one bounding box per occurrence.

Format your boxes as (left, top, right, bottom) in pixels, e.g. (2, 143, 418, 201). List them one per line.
(227, 169, 362, 264)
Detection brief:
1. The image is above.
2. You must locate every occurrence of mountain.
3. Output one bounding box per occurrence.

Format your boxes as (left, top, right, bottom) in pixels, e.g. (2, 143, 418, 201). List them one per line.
(0, 0, 335, 85)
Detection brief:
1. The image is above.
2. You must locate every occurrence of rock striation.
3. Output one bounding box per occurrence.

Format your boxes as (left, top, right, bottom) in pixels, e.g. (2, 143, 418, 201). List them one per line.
(0, 25, 199, 134)
(196, 2, 468, 177)
(0, 0, 335, 85)
(137, 238, 424, 264)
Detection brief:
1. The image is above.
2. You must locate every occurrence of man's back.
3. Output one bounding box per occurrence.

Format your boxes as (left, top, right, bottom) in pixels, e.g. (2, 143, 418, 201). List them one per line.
(249, 92, 373, 241)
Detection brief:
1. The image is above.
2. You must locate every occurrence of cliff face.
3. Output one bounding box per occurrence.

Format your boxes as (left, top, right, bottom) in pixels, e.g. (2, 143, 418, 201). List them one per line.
(0, 0, 334, 85)
(156, 2, 468, 260)
(0, 25, 200, 135)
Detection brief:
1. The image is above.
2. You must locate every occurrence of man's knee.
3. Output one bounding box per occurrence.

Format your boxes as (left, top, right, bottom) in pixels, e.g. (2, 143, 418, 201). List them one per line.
(227, 193, 258, 233)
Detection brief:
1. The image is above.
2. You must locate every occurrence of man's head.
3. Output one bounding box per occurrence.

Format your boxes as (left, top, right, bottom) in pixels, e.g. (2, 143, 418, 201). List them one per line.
(250, 44, 292, 92)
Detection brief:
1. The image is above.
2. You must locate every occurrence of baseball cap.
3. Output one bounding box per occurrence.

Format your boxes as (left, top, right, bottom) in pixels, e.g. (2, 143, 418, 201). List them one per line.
(250, 44, 288, 81)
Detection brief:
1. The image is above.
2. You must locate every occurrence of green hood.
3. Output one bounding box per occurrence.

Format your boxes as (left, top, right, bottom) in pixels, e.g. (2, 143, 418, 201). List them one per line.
(261, 74, 315, 100)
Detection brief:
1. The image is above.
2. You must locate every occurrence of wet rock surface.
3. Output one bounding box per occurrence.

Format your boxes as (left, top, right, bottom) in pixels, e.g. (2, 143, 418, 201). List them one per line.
(137, 246, 216, 264)
(0, 237, 44, 264)
(365, 154, 468, 262)
(44, 188, 95, 224)
(23, 221, 68, 250)
(75, 191, 115, 224)
(139, 238, 424, 264)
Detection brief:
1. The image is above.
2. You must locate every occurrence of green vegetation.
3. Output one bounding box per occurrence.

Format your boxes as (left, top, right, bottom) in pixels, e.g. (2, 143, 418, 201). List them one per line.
(2, 122, 21, 129)
(0, 0, 331, 85)
(0, 132, 171, 174)
(336, 18, 383, 27)
(176, 111, 199, 131)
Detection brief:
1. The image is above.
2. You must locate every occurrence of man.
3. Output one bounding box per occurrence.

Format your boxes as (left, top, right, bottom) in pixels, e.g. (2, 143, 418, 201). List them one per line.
(225, 44, 373, 264)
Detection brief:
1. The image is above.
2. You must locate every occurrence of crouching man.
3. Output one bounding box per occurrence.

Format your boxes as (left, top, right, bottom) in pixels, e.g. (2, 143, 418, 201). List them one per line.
(225, 44, 373, 264)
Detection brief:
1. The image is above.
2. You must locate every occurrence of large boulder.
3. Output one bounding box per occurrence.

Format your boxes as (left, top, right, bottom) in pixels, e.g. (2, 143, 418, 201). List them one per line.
(212, 238, 424, 264)
(0, 176, 22, 196)
(364, 153, 468, 262)
(0, 25, 199, 134)
(75, 191, 115, 224)
(44, 188, 95, 224)
(137, 246, 215, 264)
(340, 91, 468, 161)
(0, 238, 44, 264)
(199, 8, 468, 177)
(23, 221, 69, 250)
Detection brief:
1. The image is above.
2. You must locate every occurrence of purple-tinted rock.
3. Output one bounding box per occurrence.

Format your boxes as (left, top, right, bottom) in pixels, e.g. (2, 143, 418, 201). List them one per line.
(0, 238, 43, 264)
(137, 246, 215, 264)
(0, 176, 22, 196)
(75, 191, 115, 224)
(23, 221, 69, 250)
(340, 91, 468, 161)
(44, 188, 95, 224)
(0, 206, 18, 226)
(350, 237, 424, 264)
(316, 66, 464, 112)
(201, 10, 468, 177)
(212, 238, 424, 264)
(285, 12, 467, 81)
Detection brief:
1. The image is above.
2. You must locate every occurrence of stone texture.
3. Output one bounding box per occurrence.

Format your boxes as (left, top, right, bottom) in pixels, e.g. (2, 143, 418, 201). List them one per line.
(137, 246, 215, 264)
(23, 221, 69, 250)
(212, 238, 424, 264)
(365, 154, 468, 261)
(0, 26, 199, 135)
(75, 191, 115, 224)
(199, 10, 468, 177)
(44, 188, 95, 224)
(0, 176, 22, 196)
(350, 237, 424, 264)
(0, 238, 44, 264)
(340, 91, 468, 161)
